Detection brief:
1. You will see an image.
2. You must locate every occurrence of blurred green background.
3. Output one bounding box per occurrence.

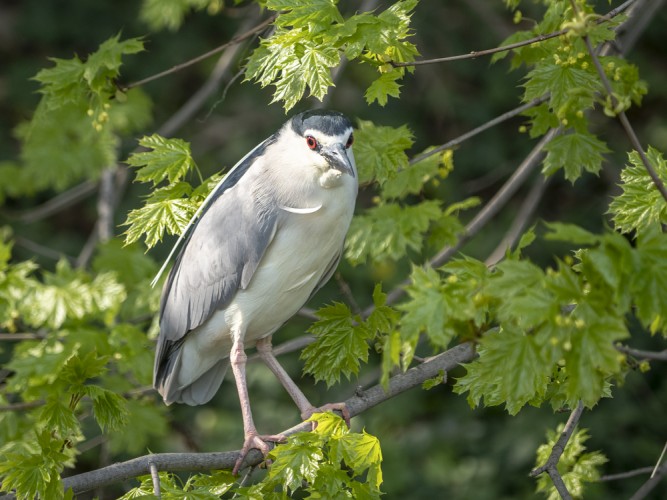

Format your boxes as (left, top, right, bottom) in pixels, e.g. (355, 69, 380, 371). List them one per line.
(1, 0, 666, 498)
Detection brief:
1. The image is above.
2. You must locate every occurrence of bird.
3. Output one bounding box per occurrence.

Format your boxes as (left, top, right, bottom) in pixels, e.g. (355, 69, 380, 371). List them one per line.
(152, 110, 358, 474)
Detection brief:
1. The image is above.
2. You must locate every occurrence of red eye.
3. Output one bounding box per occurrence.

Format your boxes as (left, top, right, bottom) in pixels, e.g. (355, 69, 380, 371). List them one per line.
(346, 133, 354, 149)
(306, 136, 318, 150)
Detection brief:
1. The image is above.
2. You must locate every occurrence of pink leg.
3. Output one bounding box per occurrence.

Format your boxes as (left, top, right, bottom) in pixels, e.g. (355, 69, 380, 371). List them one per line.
(229, 337, 285, 475)
(255, 336, 350, 427)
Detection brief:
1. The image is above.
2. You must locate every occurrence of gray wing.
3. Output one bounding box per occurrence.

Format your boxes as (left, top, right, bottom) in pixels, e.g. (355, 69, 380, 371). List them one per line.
(153, 169, 278, 389)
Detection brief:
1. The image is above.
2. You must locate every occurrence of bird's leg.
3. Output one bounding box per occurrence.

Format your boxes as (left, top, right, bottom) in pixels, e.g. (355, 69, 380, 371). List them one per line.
(229, 337, 285, 475)
(255, 336, 350, 428)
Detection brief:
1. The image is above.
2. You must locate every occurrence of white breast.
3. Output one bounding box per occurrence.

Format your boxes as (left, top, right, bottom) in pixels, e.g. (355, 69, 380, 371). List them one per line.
(176, 166, 356, 387)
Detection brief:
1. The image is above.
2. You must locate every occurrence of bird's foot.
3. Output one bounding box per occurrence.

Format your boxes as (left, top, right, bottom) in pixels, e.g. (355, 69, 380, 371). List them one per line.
(233, 432, 286, 475)
(302, 402, 351, 429)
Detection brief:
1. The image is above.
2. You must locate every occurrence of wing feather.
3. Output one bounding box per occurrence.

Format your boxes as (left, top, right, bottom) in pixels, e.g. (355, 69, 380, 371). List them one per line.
(153, 141, 278, 389)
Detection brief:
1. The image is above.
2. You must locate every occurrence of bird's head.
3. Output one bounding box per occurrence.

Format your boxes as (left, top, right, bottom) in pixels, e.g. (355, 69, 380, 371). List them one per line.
(283, 110, 356, 182)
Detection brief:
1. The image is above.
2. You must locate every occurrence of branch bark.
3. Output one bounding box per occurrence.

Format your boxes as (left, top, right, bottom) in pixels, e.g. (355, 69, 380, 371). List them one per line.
(530, 401, 585, 500)
(59, 342, 476, 495)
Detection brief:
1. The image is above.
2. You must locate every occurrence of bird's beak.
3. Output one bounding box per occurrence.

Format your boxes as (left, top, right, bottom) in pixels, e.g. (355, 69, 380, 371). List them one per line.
(322, 143, 355, 178)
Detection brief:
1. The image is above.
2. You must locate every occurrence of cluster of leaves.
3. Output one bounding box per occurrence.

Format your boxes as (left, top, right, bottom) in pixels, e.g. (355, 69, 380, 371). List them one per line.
(534, 426, 607, 499)
(0, 35, 152, 200)
(497, 0, 647, 182)
(346, 119, 478, 265)
(246, 0, 419, 110)
(0, 236, 167, 499)
(121, 413, 383, 498)
(123, 134, 221, 249)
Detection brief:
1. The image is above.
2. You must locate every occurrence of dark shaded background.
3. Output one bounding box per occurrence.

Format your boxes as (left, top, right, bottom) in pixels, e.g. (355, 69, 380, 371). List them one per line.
(1, 0, 666, 498)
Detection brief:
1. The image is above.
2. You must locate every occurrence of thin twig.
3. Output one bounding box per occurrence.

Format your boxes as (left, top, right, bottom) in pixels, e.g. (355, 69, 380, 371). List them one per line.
(0, 332, 46, 341)
(485, 176, 549, 266)
(652, 441, 667, 478)
(530, 401, 585, 500)
(409, 96, 547, 165)
(391, 0, 637, 67)
(58, 343, 476, 495)
(0, 400, 45, 412)
(599, 466, 658, 482)
(615, 344, 667, 361)
(122, 13, 277, 90)
(1, 180, 97, 224)
(578, 9, 667, 203)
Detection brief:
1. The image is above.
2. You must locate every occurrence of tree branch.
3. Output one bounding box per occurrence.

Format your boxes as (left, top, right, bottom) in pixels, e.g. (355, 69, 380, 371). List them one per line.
(58, 343, 476, 495)
(485, 176, 549, 266)
(615, 344, 667, 361)
(529, 401, 585, 500)
(390, 0, 637, 67)
(122, 12, 277, 90)
(630, 463, 667, 500)
(577, 4, 667, 203)
(409, 96, 547, 165)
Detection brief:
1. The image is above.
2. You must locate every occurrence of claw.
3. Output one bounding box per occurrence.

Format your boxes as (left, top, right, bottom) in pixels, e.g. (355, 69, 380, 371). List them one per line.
(233, 432, 286, 475)
(303, 402, 351, 429)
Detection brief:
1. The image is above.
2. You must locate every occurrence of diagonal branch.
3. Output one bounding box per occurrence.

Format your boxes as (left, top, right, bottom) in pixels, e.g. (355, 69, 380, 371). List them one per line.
(575, 3, 667, 203)
(530, 401, 585, 500)
(58, 342, 476, 495)
(391, 0, 637, 67)
(122, 12, 277, 90)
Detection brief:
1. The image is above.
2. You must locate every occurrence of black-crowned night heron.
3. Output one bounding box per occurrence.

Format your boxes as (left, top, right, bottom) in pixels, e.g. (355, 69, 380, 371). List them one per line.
(153, 110, 357, 473)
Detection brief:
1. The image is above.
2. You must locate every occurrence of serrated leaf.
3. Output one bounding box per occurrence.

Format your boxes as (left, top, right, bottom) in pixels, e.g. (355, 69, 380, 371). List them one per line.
(542, 130, 610, 182)
(82, 385, 129, 431)
(345, 200, 442, 265)
(301, 303, 371, 387)
(123, 197, 196, 249)
(82, 34, 144, 94)
(454, 326, 551, 415)
(267, 432, 323, 493)
(544, 222, 600, 246)
(381, 151, 442, 199)
(609, 146, 667, 234)
(632, 225, 667, 333)
(353, 120, 413, 185)
(365, 71, 402, 106)
(562, 309, 628, 407)
(38, 399, 80, 436)
(127, 134, 196, 186)
(523, 60, 600, 116)
(399, 266, 446, 346)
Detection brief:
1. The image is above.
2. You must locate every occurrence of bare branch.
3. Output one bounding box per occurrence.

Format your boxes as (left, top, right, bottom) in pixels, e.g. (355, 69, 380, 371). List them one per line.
(409, 96, 547, 165)
(122, 12, 277, 90)
(0, 400, 44, 412)
(58, 343, 476, 495)
(530, 401, 585, 500)
(485, 176, 549, 267)
(630, 463, 667, 500)
(0, 332, 46, 341)
(2, 180, 97, 225)
(615, 344, 667, 361)
(600, 466, 659, 482)
(391, 0, 637, 67)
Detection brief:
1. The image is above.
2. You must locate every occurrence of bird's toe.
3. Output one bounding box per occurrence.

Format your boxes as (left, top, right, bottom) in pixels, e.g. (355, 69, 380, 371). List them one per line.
(233, 432, 286, 475)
